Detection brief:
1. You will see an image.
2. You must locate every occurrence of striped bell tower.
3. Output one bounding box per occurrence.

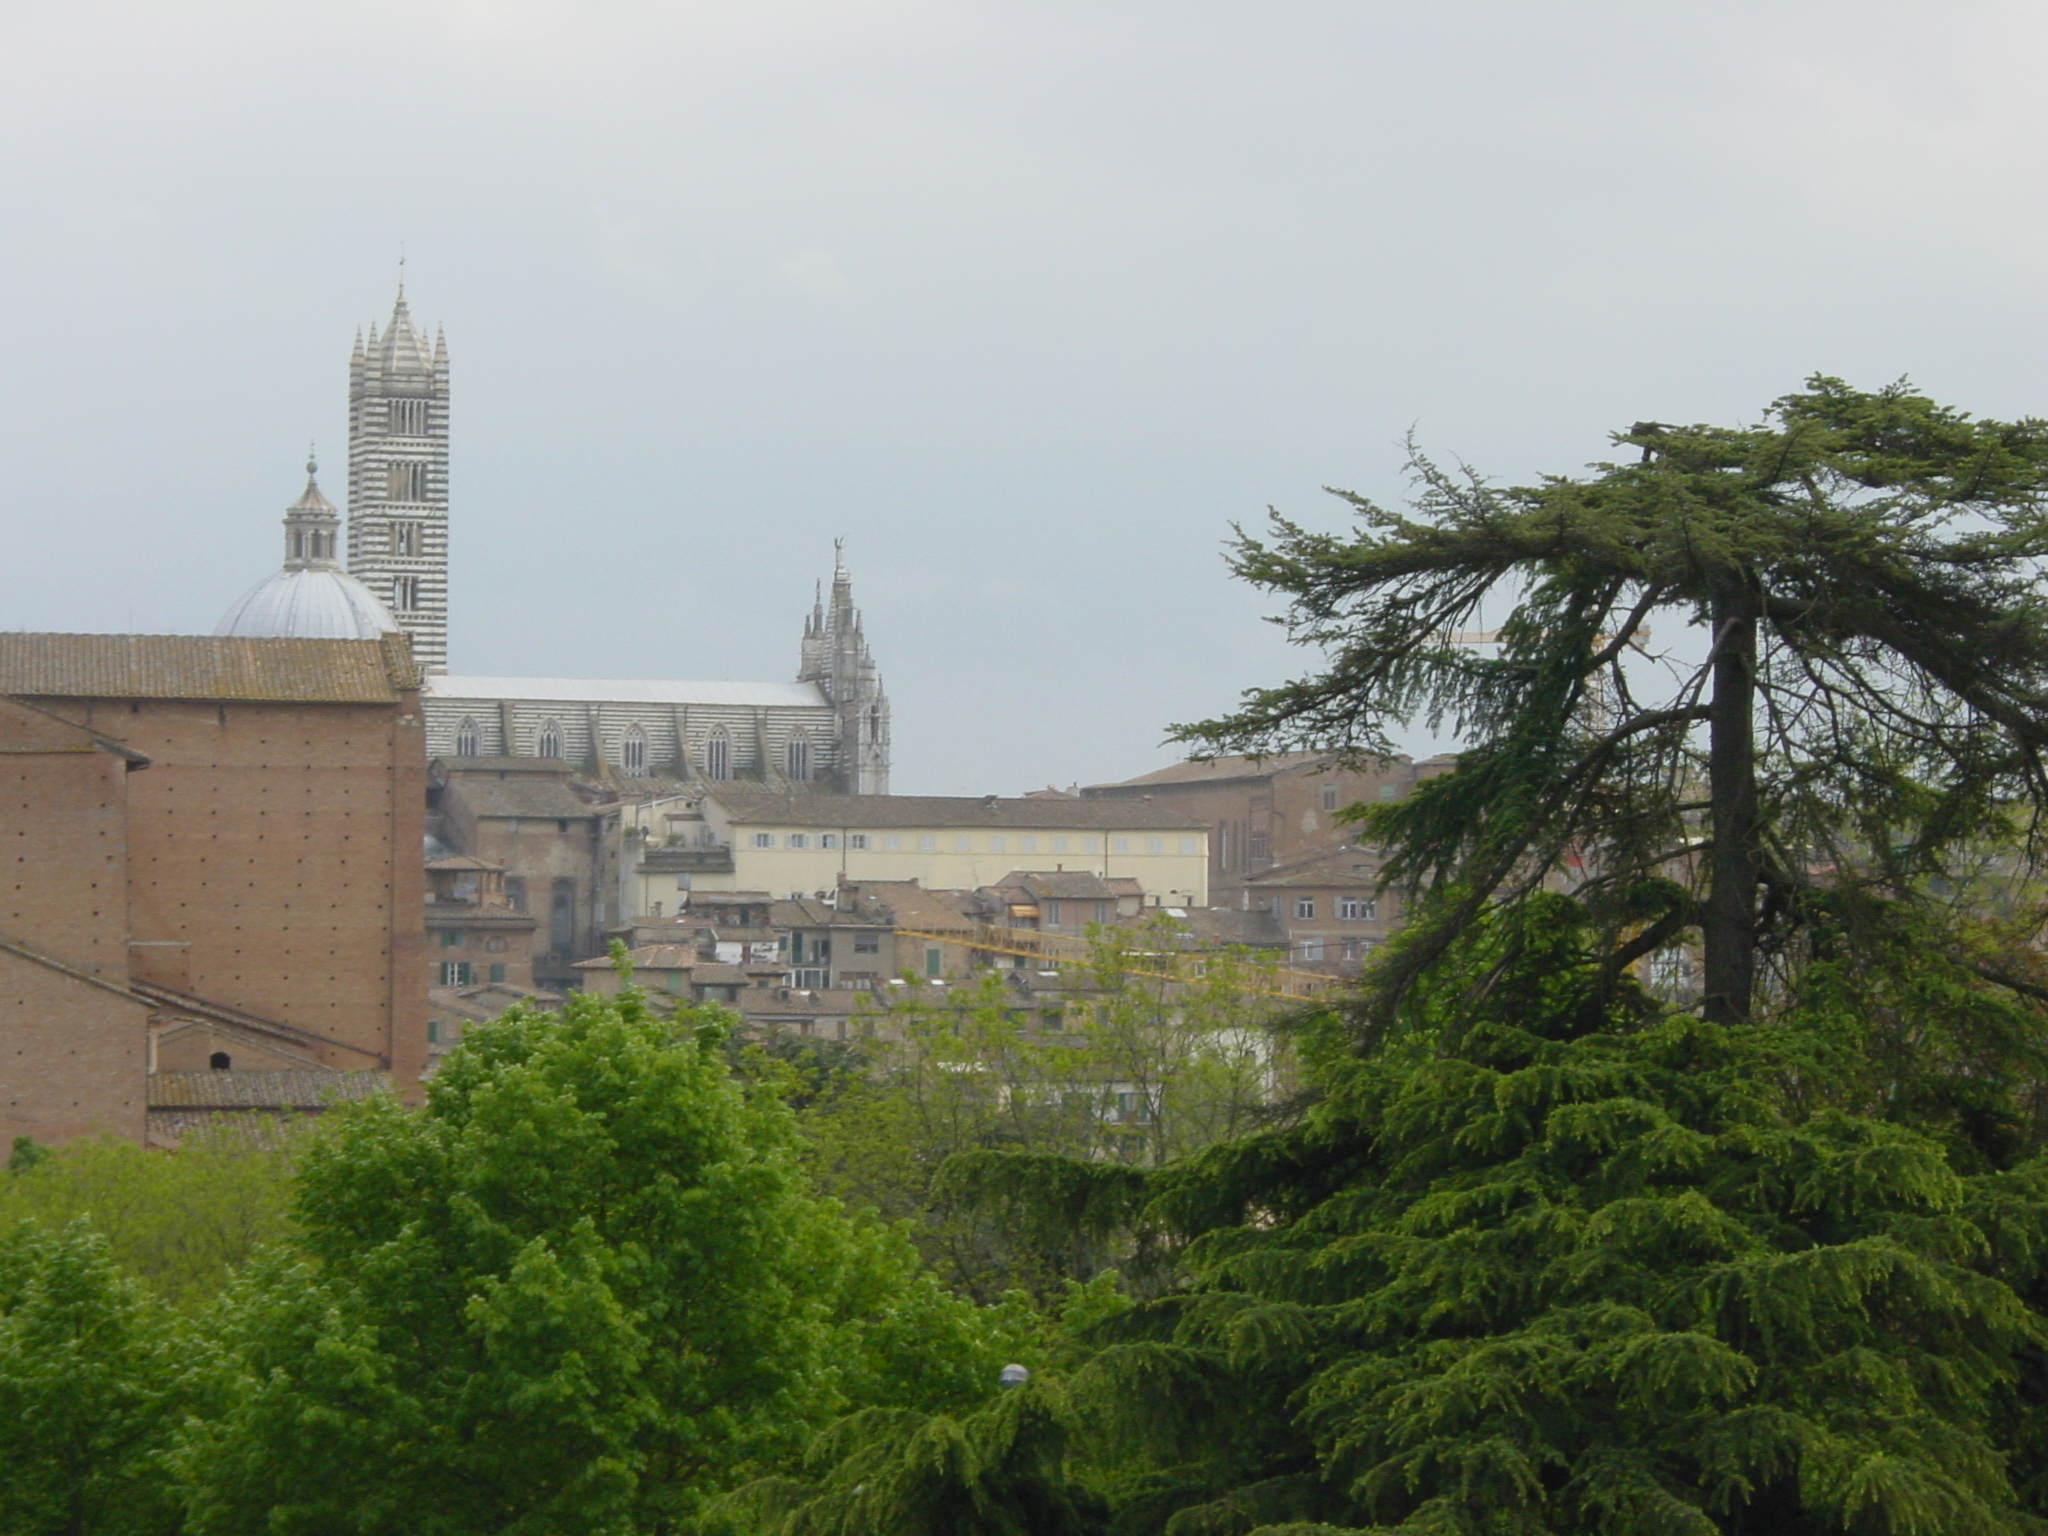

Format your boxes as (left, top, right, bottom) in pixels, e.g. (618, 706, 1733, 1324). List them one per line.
(347, 281, 450, 672)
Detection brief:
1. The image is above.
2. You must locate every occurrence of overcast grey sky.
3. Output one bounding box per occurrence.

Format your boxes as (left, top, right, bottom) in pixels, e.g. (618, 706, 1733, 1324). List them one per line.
(3, 1, 2044, 792)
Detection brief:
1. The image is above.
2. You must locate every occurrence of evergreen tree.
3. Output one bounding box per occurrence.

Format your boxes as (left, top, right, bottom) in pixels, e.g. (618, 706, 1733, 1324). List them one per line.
(1176, 379, 2048, 1026)
(737, 897, 2048, 1534)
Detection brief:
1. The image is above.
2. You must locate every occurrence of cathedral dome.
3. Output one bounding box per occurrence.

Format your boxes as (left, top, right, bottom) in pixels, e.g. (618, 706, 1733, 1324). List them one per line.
(216, 456, 400, 641)
(216, 566, 398, 640)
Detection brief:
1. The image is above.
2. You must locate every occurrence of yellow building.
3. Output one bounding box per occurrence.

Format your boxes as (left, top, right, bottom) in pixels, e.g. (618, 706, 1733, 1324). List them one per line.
(612, 789, 1209, 916)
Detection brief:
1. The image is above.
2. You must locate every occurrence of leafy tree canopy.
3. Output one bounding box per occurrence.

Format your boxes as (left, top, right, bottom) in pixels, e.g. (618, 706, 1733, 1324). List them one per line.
(177, 982, 1022, 1536)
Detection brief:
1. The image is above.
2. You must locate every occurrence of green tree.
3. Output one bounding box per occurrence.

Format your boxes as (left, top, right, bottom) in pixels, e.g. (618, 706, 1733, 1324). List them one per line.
(797, 940, 1290, 1301)
(178, 983, 1011, 1536)
(754, 897, 2048, 1534)
(0, 1219, 192, 1536)
(1177, 379, 2048, 1026)
(0, 1122, 307, 1310)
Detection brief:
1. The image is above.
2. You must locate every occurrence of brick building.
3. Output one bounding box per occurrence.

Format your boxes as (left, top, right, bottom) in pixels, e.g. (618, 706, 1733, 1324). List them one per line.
(0, 633, 429, 1144)
(1081, 752, 1456, 909)
(0, 697, 155, 1144)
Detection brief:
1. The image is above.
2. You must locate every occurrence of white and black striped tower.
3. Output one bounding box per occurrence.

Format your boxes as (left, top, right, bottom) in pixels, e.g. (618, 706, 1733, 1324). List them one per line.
(347, 279, 450, 672)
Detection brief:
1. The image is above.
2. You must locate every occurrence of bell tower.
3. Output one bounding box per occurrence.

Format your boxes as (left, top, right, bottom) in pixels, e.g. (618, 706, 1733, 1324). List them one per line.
(347, 280, 450, 672)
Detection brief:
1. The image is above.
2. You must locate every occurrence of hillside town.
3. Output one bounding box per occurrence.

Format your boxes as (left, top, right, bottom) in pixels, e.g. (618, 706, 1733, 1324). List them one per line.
(0, 287, 1432, 1151)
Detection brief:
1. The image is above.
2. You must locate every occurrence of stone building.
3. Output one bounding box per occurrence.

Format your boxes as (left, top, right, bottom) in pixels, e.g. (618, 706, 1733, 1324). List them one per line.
(1241, 846, 1404, 971)
(0, 632, 429, 1146)
(421, 545, 890, 792)
(1081, 751, 1455, 908)
(608, 788, 1211, 914)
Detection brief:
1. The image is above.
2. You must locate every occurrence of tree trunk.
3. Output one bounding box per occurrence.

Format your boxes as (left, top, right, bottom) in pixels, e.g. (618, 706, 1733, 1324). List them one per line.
(1703, 588, 1759, 1024)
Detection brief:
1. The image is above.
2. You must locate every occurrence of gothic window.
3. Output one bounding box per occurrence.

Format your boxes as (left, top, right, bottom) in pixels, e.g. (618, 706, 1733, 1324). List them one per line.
(786, 734, 810, 781)
(455, 717, 481, 757)
(386, 461, 428, 501)
(537, 720, 562, 759)
(621, 725, 648, 776)
(550, 879, 576, 953)
(705, 729, 731, 781)
(392, 575, 421, 611)
(391, 522, 420, 556)
(388, 398, 429, 435)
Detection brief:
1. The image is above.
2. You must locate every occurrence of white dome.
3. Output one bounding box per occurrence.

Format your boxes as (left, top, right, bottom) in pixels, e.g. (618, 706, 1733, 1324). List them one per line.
(216, 567, 399, 641)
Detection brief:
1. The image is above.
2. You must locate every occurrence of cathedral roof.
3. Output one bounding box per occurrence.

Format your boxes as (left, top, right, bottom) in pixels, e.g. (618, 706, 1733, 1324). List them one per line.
(216, 567, 399, 643)
(427, 676, 830, 709)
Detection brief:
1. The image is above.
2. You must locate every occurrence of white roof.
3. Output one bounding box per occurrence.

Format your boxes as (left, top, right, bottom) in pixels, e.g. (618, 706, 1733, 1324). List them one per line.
(427, 675, 830, 708)
(215, 568, 399, 642)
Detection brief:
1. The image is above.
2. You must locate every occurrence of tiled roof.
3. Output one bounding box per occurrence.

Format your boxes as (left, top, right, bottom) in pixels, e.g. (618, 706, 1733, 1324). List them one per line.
(1244, 847, 1386, 888)
(710, 790, 1206, 832)
(434, 755, 578, 772)
(430, 676, 829, 709)
(445, 776, 598, 820)
(994, 870, 1118, 900)
(0, 633, 414, 702)
(148, 1070, 386, 1108)
(574, 943, 699, 970)
(1083, 751, 1415, 793)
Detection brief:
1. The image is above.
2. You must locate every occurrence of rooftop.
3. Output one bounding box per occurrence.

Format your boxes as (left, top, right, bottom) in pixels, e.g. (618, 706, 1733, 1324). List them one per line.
(0, 633, 417, 703)
(429, 676, 829, 709)
(708, 789, 1206, 832)
(442, 776, 599, 820)
(1244, 847, 1387, 888)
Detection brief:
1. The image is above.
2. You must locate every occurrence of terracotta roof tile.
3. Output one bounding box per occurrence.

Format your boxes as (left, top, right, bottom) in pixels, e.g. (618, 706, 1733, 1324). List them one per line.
(147, 1069, 386, 1108)
(0, 633, 414, 703)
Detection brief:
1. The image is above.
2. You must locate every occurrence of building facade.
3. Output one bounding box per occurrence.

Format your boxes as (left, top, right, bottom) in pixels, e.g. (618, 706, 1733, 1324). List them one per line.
(610, 788, 1211, 912)
(0, 633, 430, 1131)
(1082, 751, 1455, 907)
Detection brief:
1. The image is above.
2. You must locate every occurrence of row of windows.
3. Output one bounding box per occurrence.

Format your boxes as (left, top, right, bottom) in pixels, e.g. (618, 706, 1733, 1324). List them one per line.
(288, 529, 335, 560)
(450, 717, 803, 781)
(387, 398, 431, 436)
(385, 461, 430, 501)
(746, 831, 1202, 855)
(1292, 895, 1379, 920)
(1296, 937, 1378, 963)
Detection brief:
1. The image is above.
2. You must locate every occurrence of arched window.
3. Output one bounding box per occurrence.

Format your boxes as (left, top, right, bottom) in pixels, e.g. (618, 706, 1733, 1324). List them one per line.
(786, 733, 810, 782)
(621, 724, 648, 777)
(208, 1051, 231, 1071)
(455, 717, 481, 757)
(537, 720, 562, 759)
(705, 729, 731, 781)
